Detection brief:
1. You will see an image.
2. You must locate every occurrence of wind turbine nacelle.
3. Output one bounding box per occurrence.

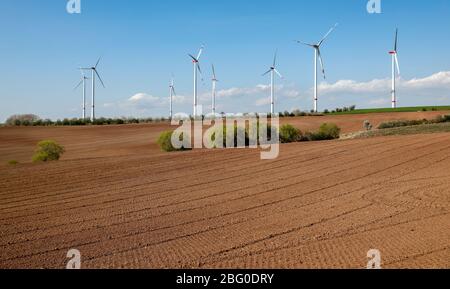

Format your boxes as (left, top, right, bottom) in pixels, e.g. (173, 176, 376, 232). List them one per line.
(389, 51, 397, 55)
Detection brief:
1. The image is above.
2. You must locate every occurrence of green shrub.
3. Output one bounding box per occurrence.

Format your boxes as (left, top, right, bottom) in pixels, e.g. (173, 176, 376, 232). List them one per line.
(279, 124, 302, 143)
(32, 140, 65, 163)
(378, 119, 426, 129)
(157, 131, 191, 152)
(308, 123, 341, 140)
(6, 114, 40, 126)
(8, 160, 18, 165)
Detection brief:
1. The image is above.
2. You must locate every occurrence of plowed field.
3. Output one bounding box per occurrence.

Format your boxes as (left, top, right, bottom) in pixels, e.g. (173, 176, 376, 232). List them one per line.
(0, 112, 449, 269)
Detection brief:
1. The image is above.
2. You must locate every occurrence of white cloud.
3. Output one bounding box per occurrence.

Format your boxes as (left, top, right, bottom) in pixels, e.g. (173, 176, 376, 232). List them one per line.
(369, 98, 390, 106)
(317, 71, 450, 97)
(255, 98, 271, 106)
(406, 71, 450, 89)
(128, 93, 160, 103)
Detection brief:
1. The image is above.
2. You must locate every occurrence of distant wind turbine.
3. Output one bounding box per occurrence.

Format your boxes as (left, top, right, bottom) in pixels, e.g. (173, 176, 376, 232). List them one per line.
(297, 23, 338, 113)
(262, 51, 283, 115)
(211, 64, 219, 115)
(188, 46, 204, 117)
(81, 57, 105, 121)
(389, 28, 401, 108)
(169, 76, 176, 120)
(74, 70, 89, 120)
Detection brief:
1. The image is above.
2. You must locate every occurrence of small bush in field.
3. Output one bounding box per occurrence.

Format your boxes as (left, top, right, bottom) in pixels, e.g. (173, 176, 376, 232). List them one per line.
(8, 160, 18, 165)
(308, 123, 341, 140)
(32, 140, 65, 163)
(157, 131, 191, 152)
(279, 124, 302, 143)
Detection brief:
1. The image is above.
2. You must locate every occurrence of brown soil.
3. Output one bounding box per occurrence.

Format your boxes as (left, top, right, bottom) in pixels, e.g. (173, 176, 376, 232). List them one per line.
(0, 112, 449, 269)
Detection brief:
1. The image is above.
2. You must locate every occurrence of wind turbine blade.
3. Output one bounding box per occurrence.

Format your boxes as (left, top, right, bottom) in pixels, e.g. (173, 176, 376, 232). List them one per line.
(317, 49, 326, 79)
(394, 28, 398, 51)
(395, 54, 400, 75)
(172, 87, 177, 96)
(273, 50, 278, 67)
(318, 23, 338, 46)
(197, 64, 203, 80)
(197, 45, 204, 60)
(188, 54, 197, 62)
(274, 69, 283, 79)
(94, 70, 106, 88)
(95, 57, 102, 69)
(297, 41, 315, 48)
(262, 70, 271, 76)
(212, 64, 216, 79)
(74, 80, 83, 91)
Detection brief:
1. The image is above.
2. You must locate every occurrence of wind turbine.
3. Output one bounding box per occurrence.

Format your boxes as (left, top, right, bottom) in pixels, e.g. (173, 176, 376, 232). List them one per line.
(262, 51, 283, 115)
(74, 70, 89, 120)
(81, 58, 105, 121)
(188, 46, 204, 118)
(169, 76, 176, 120)
(297, 23, 338, 113)
(211, 64, 219, 115)
(389, 28, 401, 108)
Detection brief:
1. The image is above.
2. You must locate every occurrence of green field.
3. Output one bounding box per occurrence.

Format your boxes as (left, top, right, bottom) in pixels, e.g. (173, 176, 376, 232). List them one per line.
(329, 106, 450, 115)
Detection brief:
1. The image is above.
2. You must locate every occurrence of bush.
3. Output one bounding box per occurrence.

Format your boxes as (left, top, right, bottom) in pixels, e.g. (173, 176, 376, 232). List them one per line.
(206, 124, 250, 148)
(157, 131, 191, 152)
(6, 114, 40, 126)
(32, 140, 65, 163)
(279, 124, 302, 143)
(8, 160, 18, 165)
(309, 123, 341, 140)
(378, 119, 426, 129)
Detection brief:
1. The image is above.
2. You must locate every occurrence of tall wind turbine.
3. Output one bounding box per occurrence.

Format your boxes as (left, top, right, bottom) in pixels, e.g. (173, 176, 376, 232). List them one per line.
(389, 28, 401, 108)
(262, 51, 283, 115)
(81, 58, 105, 121)
(74, 70, 89, 120)
(188, 46, 204, 117)
(211, 64, 219, 115)
(169, 76, 176, 120)
(297, 23, 338, 113)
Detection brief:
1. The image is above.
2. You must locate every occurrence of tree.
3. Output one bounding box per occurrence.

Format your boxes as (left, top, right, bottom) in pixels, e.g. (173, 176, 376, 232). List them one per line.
(6, 114, 40, 126)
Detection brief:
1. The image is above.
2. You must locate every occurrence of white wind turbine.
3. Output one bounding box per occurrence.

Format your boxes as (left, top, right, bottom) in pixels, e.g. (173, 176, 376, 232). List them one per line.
(169, 76, 176, 120)
(81, 57, 105, 122)
(297, 23, 338, 113)
(74, 70, 89, 120)
(211, 64, 219, 115)
(389, 28, 401, 108)
(262, 51, 283, 115)
(188, 46, 204, 117)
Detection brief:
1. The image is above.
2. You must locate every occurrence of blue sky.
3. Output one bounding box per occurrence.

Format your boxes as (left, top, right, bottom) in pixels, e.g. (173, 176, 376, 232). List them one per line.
(0, 0, 450, 121)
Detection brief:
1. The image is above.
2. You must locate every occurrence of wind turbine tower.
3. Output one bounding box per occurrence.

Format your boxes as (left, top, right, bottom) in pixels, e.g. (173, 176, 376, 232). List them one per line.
(389, 29, 401, 108)
(74, 70, 89, 119)
(169, 76, 176, 120)
(81, 58, 105, 122)
(211, 64, 219, 115)
(262, 51, 283, 115)
(188, 46, 204, 118)
(297, 23, 338, 113)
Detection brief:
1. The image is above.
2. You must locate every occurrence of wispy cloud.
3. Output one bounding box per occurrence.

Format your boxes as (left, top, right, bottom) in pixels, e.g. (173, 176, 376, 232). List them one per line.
(318, 71, 450, 97)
